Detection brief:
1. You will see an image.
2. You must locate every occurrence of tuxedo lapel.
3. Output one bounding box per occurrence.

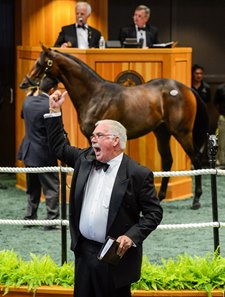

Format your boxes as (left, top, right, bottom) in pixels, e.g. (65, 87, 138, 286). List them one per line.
(106, 155, 129, 233)
(88, 27, 95, 47)
(146, 26, 154, 47)
(67, 25, 78, 47)
(74, 158, 92, 211)
(130, 25, 137, 38)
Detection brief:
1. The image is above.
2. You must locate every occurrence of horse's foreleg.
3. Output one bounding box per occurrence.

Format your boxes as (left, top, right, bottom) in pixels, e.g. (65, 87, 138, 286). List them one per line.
(154, 124, 173, 201)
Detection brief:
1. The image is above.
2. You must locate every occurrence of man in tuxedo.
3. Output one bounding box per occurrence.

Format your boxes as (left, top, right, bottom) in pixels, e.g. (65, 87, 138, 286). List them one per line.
(54, 2, 101, 49)
(119, 5, 159, 48)
(17, 77, 61, 229)
(44, 90, 163, 297)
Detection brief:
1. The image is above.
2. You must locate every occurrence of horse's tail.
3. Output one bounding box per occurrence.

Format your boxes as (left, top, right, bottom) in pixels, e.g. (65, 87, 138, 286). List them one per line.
(192, 89, 209, 153)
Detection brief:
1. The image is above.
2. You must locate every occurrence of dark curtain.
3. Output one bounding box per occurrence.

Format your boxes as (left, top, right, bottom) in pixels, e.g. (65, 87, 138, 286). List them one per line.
(0, 0, 15, 166)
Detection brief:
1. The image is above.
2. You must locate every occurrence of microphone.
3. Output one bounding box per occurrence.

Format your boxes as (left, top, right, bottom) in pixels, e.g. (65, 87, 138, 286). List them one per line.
(139, 38, 144, 48)
(78, 17, 83, 24)
(77, 17, 87, 30)
(78, 17, 88, 29)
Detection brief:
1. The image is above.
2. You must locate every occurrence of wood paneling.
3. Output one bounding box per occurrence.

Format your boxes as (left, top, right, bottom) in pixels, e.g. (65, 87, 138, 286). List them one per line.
(16, 47, 193, 200)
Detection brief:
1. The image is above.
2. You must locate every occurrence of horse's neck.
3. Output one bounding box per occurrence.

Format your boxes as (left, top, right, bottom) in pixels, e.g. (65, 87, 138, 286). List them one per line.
(58, 59, 102, 103)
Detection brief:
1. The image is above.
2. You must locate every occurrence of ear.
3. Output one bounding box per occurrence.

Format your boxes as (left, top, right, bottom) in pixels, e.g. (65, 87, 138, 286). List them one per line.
(113, 136, 120, 147)
(40, 42, 56, 59)
(40, 42, 51, 54)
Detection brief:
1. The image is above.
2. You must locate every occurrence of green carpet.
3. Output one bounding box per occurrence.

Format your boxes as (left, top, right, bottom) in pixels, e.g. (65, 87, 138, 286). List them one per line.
(0, 173, 225, 265)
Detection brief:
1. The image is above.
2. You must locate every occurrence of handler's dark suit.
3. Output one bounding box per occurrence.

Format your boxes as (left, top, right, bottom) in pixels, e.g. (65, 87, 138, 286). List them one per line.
(54, 24, 101, 48)
(45, 115, 163, 295)
(17, 93, 60, 220)
(119, 24, 159, 48)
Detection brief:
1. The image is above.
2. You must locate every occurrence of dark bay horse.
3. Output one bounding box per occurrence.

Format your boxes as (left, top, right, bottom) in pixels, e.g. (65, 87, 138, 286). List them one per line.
(20, 45, 209, 209)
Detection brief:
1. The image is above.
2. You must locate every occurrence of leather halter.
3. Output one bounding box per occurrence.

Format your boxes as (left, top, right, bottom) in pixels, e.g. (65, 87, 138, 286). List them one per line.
(39, 58, 54, 85)
(27, 58, 54, 88)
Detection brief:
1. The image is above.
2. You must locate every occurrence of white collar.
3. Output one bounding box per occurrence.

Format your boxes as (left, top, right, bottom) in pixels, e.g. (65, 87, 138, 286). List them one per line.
(107, 153, 123, 168)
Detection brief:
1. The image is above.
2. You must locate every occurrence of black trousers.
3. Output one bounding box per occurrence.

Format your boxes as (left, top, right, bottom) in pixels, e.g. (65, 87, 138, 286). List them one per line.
(74, 237, 131, 297)
(24, 171, 60, 220)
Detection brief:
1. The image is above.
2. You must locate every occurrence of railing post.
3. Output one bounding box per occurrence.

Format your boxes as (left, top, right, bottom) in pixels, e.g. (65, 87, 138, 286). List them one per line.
(60, 164, 67, 264)
(207, 134, 220, 253)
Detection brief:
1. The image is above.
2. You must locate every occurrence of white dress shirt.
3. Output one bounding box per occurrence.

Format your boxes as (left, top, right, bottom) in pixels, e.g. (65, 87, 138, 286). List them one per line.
(136, 25, 147, 48)
(79, 153, 123, 243)
(76, 24, 89, 49)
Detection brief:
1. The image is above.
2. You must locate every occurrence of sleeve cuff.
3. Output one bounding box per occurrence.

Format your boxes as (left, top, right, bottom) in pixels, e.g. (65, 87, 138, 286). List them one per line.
(132, 241, 137, 247)
(43, 112, 62, 119)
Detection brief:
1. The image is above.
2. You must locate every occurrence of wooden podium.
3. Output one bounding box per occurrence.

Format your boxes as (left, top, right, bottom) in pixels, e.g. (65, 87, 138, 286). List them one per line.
(16, 47, 193, 200)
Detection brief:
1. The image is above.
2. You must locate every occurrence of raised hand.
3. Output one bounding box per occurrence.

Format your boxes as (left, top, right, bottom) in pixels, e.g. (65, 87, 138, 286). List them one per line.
(49, 90, 68, 113)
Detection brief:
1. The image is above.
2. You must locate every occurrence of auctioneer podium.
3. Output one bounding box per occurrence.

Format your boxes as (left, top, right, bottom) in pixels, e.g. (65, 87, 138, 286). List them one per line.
(16, 47, 193, 200)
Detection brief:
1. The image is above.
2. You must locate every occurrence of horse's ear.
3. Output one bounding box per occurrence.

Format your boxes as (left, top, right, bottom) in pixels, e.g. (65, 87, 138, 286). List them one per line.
(40, 43, 51, 54)
(39, 42, 56, 58)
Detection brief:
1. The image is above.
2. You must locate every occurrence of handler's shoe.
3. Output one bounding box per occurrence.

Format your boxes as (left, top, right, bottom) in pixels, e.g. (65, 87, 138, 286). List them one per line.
(23, 217, 38, 228)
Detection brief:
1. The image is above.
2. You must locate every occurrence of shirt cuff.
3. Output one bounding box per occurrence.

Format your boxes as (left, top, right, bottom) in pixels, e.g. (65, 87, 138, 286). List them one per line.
(132, 241, 137, 247)
(43, 112, 61, 119)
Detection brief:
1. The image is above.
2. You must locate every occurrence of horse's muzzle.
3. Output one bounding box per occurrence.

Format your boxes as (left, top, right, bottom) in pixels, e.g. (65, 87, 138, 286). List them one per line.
(20, 75, 40, 89)
(19, 81, 30, 89)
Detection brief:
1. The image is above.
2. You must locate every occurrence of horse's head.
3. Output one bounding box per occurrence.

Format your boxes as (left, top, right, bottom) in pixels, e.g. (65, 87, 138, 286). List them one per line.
(20, 44, 59, 90)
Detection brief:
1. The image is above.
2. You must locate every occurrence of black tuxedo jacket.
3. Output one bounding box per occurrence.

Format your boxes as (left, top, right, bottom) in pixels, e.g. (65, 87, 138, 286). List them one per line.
(45, 115, 163, 288)
(119, 24, 159, 48)
(54, 23, 101, 48)
(17, 93, 58, 167)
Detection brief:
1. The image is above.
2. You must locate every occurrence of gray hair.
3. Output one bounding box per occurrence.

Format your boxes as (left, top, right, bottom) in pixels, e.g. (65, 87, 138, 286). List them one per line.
(95, 119, 127, 150)
(76, 2, 92, 16)
(135, 5, 151, 19)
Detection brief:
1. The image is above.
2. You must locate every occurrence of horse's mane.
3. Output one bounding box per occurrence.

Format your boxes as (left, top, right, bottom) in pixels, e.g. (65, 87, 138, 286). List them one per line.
(53, 50, 105, 82)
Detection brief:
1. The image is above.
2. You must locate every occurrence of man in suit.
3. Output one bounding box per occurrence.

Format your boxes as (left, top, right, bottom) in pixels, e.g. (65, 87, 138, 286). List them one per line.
(119, 5, 159, 48)
(54, 2, 101, 49)
(17, 77, 61, 229)
(192, 64, 211, 104)
(44, 90, 163, 297)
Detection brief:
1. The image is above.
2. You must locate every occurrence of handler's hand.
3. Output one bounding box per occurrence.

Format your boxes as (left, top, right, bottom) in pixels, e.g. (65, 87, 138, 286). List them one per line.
(116, 235, 133, 258)
(49, 90, 68, 113)
(61, 42, 72, 48)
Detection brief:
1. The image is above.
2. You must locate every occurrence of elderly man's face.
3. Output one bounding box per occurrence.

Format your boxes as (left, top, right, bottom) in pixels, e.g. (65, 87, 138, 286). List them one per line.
(76, 5, 89, 24)
(91, 123, 119, 163)
(133, 9, 149, 28)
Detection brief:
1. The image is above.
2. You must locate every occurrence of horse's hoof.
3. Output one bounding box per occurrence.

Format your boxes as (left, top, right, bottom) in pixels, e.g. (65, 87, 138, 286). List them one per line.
(191, 201, 201, 210)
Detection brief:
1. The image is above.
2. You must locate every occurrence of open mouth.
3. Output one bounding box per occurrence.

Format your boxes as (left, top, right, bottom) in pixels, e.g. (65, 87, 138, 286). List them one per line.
(94, 147, 101, 153)
(92, 145, 101, 155)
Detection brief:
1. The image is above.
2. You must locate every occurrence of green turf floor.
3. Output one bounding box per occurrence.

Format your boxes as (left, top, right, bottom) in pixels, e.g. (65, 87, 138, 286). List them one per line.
(0, 173, 225, 265)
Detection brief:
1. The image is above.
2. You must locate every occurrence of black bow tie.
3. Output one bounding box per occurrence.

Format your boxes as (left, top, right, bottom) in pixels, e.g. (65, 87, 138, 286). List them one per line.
(137, 27, 146, 31)
(77, 24, 86, 30)
(93, 160, 110, 172)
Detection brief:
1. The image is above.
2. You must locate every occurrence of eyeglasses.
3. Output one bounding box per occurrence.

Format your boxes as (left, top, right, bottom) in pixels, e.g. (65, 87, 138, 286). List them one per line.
(90, 132, 116, 141)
